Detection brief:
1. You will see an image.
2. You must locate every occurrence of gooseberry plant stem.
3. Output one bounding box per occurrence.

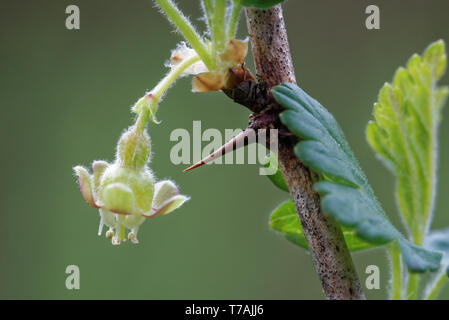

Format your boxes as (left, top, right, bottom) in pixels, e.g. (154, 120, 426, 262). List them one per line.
(424, 269, 448, 300)
(134, 53, 201, 129)
(406, 274, 420, 300)
(154, 0, 215, 69)
(212, 0, 227, 53)
(202, 0, 215, 53)
(244, 5, 365, 299)
(202, 0, 215, 27)
(227, 0, 242, 41)
(388, 242, 403, 300)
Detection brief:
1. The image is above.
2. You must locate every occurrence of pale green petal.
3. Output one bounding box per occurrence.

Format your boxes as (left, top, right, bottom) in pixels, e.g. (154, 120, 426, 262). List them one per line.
(152, 180, 179, 208)
(102, 182, 135, 215)
(150, 195, 190, 218)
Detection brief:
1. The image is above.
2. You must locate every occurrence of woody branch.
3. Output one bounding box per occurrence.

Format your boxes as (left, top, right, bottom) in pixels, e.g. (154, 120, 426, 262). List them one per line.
(243, 5, 365, 300)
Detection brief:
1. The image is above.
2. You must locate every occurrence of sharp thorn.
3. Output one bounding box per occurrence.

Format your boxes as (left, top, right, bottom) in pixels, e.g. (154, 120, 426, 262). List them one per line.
(183, 161, 205, 172)
(183, 128, 255, 173)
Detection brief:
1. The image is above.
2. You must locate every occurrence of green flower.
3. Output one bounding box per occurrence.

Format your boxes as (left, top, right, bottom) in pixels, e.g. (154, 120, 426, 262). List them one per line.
(74, 126, 189, 246)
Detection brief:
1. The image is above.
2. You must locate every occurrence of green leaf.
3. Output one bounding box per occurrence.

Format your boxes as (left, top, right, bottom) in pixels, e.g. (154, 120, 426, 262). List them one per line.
(422, 228, 449, 299)
(270, 200, 308, 249)
(425, 227, 449, 276)
(272, 82, 442, 273)
(270, 200, 377, 251)
(264, 153, 289, 192)
(241, 0, 285, 9)
(366, 40, 449, 244)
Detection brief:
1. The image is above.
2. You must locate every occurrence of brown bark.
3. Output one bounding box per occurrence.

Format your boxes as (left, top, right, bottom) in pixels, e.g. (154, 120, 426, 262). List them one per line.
(244, 5, 365, 300)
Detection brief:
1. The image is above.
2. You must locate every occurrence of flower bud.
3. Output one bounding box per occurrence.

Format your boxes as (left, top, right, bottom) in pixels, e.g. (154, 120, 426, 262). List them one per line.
(117, 128, 151, 169)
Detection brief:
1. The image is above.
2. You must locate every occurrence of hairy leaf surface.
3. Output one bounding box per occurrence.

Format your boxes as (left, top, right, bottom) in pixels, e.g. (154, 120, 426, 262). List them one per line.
(367, 41, 448, 244)
(272, 82, 442, 272)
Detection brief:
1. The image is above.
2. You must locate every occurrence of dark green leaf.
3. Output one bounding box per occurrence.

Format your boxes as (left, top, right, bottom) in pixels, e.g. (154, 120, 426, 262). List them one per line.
(241, 0, 285, 9)
(272, 82, 442, 273)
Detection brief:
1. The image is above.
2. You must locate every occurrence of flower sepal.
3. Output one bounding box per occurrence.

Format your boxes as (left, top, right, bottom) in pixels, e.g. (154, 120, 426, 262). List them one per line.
(141, 180, 190, 218)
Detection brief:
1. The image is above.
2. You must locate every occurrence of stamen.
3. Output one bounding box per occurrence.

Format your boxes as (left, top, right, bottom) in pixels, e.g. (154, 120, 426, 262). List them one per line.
(98, 216, 104, 236)
(105, 228, 114, 239)
(111, 236, 121, 246)
(128, 230, 139, 244)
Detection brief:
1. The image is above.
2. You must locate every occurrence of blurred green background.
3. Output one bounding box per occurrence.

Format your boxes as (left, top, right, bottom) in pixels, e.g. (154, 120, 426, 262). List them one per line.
(1, 0, 449, 300)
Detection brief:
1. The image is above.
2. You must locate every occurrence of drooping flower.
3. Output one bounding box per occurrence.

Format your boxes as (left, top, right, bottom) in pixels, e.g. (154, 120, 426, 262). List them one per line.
(72, 1, 250, 246)
(74, 126, 189, 246)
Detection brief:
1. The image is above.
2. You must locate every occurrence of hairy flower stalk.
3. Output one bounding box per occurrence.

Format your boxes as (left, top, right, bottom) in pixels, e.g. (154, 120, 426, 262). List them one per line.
(227, 0, 243, 41)
(154, 0, 215, 70)
(133, 49, 203, 124)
